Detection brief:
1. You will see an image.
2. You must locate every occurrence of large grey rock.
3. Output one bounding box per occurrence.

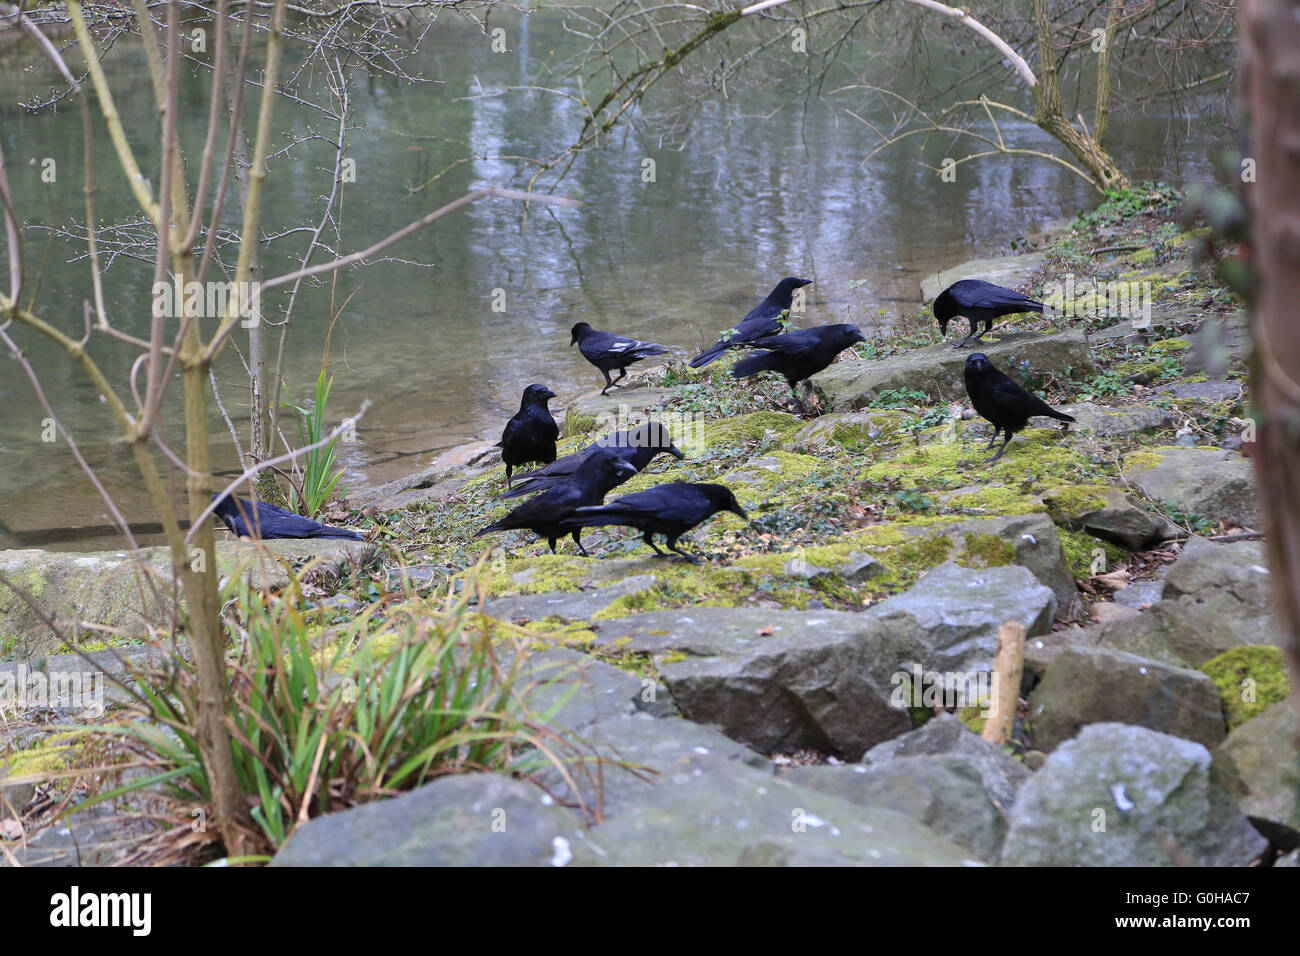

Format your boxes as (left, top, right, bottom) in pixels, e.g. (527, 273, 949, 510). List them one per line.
(1028, 646, 1226, 751)
(483, 576, 660, 626)
(593, 607, 920, 756)
(783, 757, 1007, 861)
(920, 252, 1047, 304)
(811, 330, 1097, 411)
(1055, 403, 1174, 438)
(863, 712, 1032, 817)
(929, 512, 1076, 615)
(568, 753, 978, 866)
(1001, 723, 1269, 866)
(1151, 380, 1244, 404)
(868, 561, 1056, 673)
(0, 540, 370, 662)
(271, 773, 582, 866)
(1053, 488, 1181, 551)
(1124, 446, 1259, 528)
(1214, 702, 1300, 849)
(1095, 538, 1277, 667)
(589, 563, 1054, 756)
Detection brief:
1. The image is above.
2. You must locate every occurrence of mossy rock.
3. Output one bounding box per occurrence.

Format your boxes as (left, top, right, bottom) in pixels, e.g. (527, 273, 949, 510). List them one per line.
(1200, 645, 1292, 731)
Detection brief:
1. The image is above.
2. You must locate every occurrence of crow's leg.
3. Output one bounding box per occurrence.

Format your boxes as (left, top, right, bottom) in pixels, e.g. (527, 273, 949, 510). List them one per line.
(505, 464, 513, 487)
(548, 537, 559, 554)
(984, 426, 1001, 450)
(599, 368, 615, 395)
(611, 366, 628, 388)
(642, 532, 669, 557)
(572, 531, 590, 557)
(986, 434, 1013, 464)
(665, 536, 702, 564)
(951, 317, 978, 349)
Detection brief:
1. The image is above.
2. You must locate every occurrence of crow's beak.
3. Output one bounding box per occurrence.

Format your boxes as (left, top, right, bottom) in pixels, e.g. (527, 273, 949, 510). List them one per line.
(569, 335, 577, 347)
(938, 318, 948, 335)
(668, 443, 686, 460)
(544, 389, 557, 400)
(615, 461, 638, 477)
(730, 505, 748, 520)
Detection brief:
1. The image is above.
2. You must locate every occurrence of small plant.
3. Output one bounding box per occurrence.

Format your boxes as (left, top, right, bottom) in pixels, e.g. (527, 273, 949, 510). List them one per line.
(282, 367, 345, 517)
(870, 387, 930, 409)
(893, 488, 934, 513)
(79, 567, 593, 860)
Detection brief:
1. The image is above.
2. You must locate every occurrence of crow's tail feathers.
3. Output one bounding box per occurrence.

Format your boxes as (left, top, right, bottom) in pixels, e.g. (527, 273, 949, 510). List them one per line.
(500, 479, 548, 500)
(689, 341, 728, 368)
(1044, 407, 1076, 423)
(309, 525, 364, 541)
(731, 351, 777, 379)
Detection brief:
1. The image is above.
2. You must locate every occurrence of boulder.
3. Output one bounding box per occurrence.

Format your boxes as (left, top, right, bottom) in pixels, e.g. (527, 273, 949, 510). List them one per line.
(782, 757, 1006, 861)
(271, 773, 582, 866)
(863, 712, 1032, 817)
(1123, 446, 1258, 528)
(1028, 646, 1226, 751)
(1054, 403, 1174, 438)
(566, 752, 977, 866)
(347, 441, 497, 510)
(1053, 488, 1181, 551)
(1001, 723, 1269, 866)
(1214, 702, 1300, 849)
(1151, 380, 1244, 404)
(811, 330, 1097, 411)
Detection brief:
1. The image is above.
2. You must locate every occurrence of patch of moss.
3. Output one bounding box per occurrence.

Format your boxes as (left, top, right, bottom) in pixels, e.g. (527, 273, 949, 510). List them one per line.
(957, 532, 1017, 568)
(1200, 645, 1292, 731)
(1056, 526, 1125, 578)
(1149, 338, 1190, 354)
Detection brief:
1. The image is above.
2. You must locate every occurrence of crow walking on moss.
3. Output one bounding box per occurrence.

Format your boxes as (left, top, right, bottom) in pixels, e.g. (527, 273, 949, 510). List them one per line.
(963, 352, 1075, 463)
(731, 323, 865, 414)
(502, 420, 684, 500)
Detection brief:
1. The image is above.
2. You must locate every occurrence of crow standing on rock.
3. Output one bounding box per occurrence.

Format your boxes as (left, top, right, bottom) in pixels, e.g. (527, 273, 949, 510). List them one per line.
(934, 279, 1045, 349)
(497, 383, 559, 487)
(501, 420, 684, 500)
(570, 322, 671, 395)
(555, 482, 747, 563)
(212, 494, 364, 541)
(731, 323, 866, 414)
(476, 447, 636, 555)
(690, 276, 813, 368)
(963, 352, 1076, 463)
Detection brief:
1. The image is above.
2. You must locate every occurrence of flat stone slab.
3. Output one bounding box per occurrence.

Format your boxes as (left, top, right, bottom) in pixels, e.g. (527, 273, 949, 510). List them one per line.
(811, 330, 1096, 410)
(1123, 446, 1259, 528)
(1151, 380, 1245, 404)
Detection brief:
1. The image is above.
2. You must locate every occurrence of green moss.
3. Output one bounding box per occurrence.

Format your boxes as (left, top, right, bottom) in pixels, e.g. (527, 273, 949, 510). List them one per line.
(1128, 248, 1155, 265)
(1149, 338, 1190, 354)
(1200, 646, 1292, 731)
(1056, 526, 1125, 578)
(1041, 484, 1111, 519)
(1122, 449, 1166, 472)
(957, 532, 1016, 568)
(1, 730, 93, 782)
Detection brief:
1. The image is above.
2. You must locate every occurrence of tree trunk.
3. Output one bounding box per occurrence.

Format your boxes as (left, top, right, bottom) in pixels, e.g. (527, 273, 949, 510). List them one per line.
(1032, 0, 1130, 190)
(1241, 0, 1300, 714)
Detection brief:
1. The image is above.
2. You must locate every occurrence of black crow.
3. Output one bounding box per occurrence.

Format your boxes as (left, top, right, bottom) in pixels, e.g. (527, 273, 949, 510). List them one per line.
(501, 420, 685, 500)
(963, 352, 1076, 463)
(475, 447, 636, 555)
(934, 279, 1045, 349)
(212, 494, 364, 541)
(690, 276, 813, 368)
(497, 383, 558, 487)
(556, 482, 747, 563)
(731, 323, 865, 414)
(570, 322, 670, 395)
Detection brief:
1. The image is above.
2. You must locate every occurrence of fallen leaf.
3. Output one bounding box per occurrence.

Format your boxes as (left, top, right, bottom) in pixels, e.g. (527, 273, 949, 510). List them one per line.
(755, 626, 775, 637)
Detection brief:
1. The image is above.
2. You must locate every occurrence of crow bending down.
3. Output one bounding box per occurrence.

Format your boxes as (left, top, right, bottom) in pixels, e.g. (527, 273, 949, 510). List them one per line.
(502, 420, 684, 500)
(555, 482, 747, 563)
(731, 323, 865, 414)
(690, 276, 812, 368)
(934, 279, 1045, 349)
(212, 494, 363, 540)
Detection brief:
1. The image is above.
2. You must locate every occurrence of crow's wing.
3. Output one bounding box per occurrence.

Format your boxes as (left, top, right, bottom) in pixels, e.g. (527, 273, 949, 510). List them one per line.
(742, 328, 820, 357)
(573, 484, 709, 524)
(954, 280, 1043, 312)
(991, 377, 1059, 419)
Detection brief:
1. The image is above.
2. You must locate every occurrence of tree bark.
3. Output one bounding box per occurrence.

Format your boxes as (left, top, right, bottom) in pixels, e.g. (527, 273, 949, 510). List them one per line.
(1241, 0, 1300, 715)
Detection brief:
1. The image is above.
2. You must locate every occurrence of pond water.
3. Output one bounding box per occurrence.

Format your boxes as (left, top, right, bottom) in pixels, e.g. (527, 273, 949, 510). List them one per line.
(0, 10, 1230, 548)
